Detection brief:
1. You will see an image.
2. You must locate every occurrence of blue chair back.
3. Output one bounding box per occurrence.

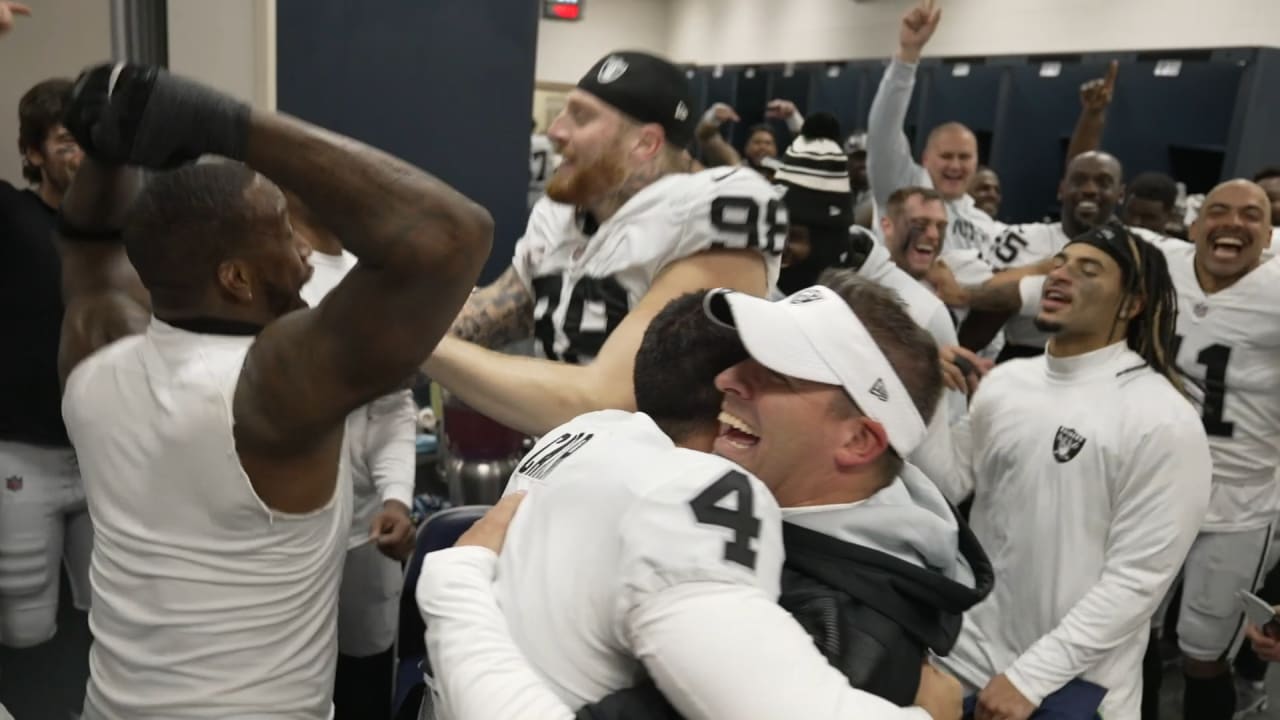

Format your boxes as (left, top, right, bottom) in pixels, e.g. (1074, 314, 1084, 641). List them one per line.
(393, 505, 490, 719)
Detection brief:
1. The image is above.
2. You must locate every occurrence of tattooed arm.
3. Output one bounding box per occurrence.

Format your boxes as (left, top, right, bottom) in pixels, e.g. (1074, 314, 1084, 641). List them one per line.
(448, 266, 535, 350)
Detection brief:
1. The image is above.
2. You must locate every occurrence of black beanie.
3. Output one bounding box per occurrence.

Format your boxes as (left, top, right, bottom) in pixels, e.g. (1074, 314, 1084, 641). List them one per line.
(577, 51, 697, 148)
(772, 115, 853, 230)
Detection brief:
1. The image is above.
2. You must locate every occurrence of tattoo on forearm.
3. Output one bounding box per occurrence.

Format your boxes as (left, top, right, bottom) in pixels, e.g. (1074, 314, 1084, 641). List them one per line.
(449, 269, 534, 349)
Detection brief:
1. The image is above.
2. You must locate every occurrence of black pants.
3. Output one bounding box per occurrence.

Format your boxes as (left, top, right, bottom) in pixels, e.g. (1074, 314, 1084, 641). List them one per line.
(334, 646, 395, 720)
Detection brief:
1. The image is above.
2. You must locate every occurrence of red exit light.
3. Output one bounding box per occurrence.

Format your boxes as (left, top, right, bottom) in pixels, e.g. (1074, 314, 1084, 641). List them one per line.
(545, 0, 582, 21)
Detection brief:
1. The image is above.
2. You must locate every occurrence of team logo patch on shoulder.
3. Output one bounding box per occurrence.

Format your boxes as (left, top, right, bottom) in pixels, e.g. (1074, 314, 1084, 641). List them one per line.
(598, 55, 629, 84)
(1052, 426, 1086, 463)
(4, 475, 21, 492)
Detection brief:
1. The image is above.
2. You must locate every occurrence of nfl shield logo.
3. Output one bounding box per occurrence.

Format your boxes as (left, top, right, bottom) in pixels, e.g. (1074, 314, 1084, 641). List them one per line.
(4, 476, 21, 492)
(1052, 427, 1086, 463)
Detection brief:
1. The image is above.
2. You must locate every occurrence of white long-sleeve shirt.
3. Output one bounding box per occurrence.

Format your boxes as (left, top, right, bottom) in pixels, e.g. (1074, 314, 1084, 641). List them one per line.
(346, 390, 417, 547)
(417, 546, 929, 720)
(418, 410, 930, 720)
(867, 58, 1001, 261)
(936, 342, 1211, 719)
(1016, 237, 1280, 533)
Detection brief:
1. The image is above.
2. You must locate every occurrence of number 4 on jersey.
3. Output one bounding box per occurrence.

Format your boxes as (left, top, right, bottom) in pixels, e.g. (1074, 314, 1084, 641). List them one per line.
(689, 470, 762, 570)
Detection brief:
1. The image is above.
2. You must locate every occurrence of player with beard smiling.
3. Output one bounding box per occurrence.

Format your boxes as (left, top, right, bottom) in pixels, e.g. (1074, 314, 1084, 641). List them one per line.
(424, 51, 784, 437)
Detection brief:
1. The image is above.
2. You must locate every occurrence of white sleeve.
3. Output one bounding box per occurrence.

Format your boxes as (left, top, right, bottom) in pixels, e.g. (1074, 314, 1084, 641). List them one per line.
(418, 546, 575, 720)
(921, 305, 968, 425)
(867, 58, 930, 211)
(1018, 275, 1046, 317)
(1004, 414, 1212, 704)
(364, 390, 417, 510)
(912, 404, 975, 505)
(626, 582, 932, 720)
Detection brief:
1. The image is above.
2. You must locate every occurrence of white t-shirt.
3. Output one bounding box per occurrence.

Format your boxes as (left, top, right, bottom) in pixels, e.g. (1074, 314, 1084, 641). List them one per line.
(513, 168, 784, 364)
(937, 342, 1210, 720)
(64, 320, 352, 719)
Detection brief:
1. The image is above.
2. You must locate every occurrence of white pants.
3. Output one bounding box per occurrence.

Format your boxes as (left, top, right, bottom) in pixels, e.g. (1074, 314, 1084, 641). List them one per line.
(337, 541, 402, 658)
(0, 440, 92, 648)
(1177, 524, 1274, 662)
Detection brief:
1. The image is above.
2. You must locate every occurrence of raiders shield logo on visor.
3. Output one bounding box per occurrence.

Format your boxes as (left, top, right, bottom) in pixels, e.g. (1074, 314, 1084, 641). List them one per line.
(789, 288, 825, 304)
(597, 55, 629, 84)
(1052, 426, 1086, 463)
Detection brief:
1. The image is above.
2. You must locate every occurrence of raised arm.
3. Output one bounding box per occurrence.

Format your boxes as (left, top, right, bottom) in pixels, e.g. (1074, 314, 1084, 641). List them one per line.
(233, 112, 492, 504)
(55, 157, 150, 386)
(1065, 62, 1117, 165)
(867, 0, 941, 210)
(695, 104, 743, 169)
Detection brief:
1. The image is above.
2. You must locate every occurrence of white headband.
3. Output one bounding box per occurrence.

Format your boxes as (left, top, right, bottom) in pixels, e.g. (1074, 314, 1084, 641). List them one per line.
(704, 286, 927, 456)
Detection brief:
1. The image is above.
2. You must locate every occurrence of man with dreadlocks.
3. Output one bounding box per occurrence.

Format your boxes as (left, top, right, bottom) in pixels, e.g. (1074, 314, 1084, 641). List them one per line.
(929, 222, 1211, 720)
(996, 179, 1280, 720)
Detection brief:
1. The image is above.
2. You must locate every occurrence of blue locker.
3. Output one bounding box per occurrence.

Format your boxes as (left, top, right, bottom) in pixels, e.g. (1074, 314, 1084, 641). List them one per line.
(277, 0, 539, 283)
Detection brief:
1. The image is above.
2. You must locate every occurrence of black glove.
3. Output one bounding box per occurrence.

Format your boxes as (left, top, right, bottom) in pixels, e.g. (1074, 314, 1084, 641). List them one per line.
(63, 62, 250, 169)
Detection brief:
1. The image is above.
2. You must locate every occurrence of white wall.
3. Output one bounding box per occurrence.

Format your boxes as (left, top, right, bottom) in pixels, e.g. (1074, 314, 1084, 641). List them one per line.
(167, 0, 275, 109)
(666, 0, 1280, 66)
(536, 0, 673, 85)
(0, 0, 112, 186)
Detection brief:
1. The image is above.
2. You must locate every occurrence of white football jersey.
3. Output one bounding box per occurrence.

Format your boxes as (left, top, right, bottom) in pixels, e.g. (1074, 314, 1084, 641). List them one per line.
(513, 168, 785, 363)
(492, 410, 784, 709)
(986, 222, 1072, 349)
(1162, 244, 1280, 531)
(529, 134, 557, 210)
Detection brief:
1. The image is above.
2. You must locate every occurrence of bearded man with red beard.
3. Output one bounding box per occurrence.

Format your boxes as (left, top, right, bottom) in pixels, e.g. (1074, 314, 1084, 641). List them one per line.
(423, 51, 785, 438)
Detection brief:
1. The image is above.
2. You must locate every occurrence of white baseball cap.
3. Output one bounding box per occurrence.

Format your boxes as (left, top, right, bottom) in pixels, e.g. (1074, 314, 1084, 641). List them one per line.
(703, 285, 927, 456)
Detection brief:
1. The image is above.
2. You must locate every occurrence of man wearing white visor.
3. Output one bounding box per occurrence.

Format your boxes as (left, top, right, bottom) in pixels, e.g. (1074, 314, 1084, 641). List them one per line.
(416, 277, 979, 720)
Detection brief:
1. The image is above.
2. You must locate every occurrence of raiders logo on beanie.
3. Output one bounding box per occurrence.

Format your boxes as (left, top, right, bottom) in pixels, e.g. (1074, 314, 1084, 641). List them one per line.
(577, 51, 697, 148)
(773, 113, 853, 230)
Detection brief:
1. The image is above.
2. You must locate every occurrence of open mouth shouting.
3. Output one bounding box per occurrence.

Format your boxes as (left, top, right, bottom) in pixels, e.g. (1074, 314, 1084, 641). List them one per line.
(1208, 229, 1248, 261)
(717, 410, 760, 450)
(1040, 281, 1073, 313)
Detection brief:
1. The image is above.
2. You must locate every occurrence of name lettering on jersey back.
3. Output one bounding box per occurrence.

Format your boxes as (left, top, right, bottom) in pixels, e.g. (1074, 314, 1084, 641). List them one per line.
(518, 432, 596, 481)
(951, 217, 988, 256)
